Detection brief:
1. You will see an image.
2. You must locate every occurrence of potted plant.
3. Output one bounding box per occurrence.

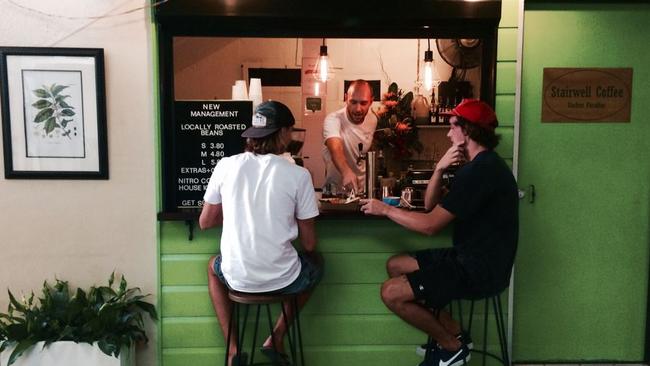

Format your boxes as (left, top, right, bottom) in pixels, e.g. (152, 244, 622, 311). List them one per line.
(0, 273, 157, 366)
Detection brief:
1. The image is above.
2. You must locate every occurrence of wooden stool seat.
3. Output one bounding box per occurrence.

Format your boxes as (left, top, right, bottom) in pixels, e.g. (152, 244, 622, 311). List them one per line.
(228, 290, 293, 305)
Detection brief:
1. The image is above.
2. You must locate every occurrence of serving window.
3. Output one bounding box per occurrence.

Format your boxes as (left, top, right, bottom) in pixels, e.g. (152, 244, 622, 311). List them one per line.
(155, 0, 501, 218)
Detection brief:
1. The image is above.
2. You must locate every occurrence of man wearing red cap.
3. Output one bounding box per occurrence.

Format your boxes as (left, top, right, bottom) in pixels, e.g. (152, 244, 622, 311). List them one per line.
(360, 99, 518, 366)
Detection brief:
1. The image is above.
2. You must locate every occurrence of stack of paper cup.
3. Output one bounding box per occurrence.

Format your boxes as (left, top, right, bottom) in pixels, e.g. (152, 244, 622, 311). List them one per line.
(249, 78, 263, 110)
(231, 80, 248, 100)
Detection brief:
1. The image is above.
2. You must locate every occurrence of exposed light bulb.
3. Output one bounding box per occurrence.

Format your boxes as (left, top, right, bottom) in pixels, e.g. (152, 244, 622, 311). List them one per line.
(317, 50, 329, 82)
(313, 41, 334, 82)
(422, 49, 439, 93)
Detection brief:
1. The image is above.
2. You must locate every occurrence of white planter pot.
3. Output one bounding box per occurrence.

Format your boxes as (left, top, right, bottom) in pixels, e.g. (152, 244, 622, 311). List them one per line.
(0, 341, 134, 366)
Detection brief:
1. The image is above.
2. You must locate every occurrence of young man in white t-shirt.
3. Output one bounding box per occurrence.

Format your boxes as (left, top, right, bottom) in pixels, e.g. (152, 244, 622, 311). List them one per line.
(322, 79, 377, 195)
(200, 101, 322, 366)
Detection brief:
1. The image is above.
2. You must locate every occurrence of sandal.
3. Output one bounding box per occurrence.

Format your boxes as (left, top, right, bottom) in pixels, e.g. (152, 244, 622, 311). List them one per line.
(260, 347, 291, 366)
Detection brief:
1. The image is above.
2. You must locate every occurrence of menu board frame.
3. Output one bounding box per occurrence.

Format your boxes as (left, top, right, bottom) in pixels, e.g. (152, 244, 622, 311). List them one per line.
(160, 100, 252, 215)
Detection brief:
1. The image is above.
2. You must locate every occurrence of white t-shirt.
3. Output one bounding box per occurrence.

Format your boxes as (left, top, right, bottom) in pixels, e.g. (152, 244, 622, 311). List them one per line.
(322, 107, 378, 192)
(203, 152, 319, 293)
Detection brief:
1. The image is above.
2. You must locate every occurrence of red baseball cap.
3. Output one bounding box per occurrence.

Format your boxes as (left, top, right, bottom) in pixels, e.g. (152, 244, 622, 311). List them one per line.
(450, 99, 498, 130)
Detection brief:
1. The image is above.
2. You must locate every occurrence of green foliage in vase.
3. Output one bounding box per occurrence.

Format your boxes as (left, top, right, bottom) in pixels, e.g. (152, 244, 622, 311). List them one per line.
(31, 84, 76, 138)
(0, 273, 157, 365)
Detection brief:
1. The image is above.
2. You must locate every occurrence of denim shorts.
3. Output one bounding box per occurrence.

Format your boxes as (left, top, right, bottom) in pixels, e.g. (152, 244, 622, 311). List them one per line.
(213, 252, 323, 294)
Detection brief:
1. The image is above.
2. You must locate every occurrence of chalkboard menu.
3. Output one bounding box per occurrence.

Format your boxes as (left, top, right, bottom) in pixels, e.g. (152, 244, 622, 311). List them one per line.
(167, 100, 252, 210)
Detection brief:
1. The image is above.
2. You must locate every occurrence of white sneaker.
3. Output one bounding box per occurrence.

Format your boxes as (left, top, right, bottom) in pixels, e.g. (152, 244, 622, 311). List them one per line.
(416, 332, 473, 357)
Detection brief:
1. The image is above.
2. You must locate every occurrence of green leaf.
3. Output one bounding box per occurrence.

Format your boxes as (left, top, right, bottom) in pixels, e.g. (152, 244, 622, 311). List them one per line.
(33, 108, 54, 123)
(5, 323, 27, 340)
(7, 338, 36, 366)
(134, 301, 158, 320)
(400, 91, 414, 111)
(44, 118, 59, 134)
(0, 339, 12, 353)
(388, 82, 398, 94)
(60, 109, 75, 117)
(44, 117, 57, 128)
(61, 119, 73, 128)
(8, 292, 26, 314)
(119, 276, 127, 295)
(32, 100, 52, 109)
(55, 95, 71, 102)
(108, 272, 115, 287)
(98, 286, 117, 300)
(58, 100, 73, 109)
(32, 89, 49, 98)
(50, 84, 69, 97)
(97, 339, 119, 357)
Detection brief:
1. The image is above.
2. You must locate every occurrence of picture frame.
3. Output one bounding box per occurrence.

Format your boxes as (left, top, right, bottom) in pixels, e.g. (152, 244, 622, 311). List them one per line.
(0, 47, 108, 179)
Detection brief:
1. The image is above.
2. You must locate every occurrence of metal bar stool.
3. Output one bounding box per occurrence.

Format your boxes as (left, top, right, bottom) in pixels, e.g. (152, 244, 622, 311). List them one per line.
(226, 290, 305, 366)
(423, 291, 509, 366)
(464, 292, 510, 366)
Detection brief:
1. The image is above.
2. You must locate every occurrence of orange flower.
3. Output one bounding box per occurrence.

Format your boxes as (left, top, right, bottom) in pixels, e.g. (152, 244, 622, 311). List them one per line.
(395, 122, 411, 133)
(382, 92, 397, 100)
(375, 105, 389, 117)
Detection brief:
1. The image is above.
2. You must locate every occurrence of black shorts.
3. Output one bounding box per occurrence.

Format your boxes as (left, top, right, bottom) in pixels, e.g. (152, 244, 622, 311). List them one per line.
(406, 248, 477, 309)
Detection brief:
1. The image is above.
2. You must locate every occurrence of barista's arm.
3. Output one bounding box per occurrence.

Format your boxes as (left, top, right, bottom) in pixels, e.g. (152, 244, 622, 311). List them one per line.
(325, 137, 359, 191)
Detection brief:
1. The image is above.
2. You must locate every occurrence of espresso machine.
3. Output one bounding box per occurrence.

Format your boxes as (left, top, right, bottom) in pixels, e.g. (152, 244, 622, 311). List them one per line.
(404, 168, 434, 208)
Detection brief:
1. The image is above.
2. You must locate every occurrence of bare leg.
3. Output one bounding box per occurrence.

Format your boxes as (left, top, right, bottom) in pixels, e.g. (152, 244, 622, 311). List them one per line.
(386, 254, 420, 278)
(381, 275, 461, 351)
(438, 309, 462, 335)
(262, 290, 312, 353)
(207, 256, 238, 365)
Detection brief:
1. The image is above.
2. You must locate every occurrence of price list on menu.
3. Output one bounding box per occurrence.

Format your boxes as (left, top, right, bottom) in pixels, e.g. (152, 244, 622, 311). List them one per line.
(172, 100, 252, 209)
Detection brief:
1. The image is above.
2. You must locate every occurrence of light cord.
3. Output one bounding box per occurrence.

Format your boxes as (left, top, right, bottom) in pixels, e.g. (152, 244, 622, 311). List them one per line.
(5, 0, 169, 20)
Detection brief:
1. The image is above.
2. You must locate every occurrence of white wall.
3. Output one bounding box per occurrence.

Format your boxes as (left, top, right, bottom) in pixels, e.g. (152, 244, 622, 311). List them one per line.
(0, 1, 157, 365)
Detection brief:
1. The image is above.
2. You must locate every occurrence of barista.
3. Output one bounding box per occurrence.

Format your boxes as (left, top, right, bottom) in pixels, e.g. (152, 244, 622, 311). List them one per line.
(322, 80, 377, 194)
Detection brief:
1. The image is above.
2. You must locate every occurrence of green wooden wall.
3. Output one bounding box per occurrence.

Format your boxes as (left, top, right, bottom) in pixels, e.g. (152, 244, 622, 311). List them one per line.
(157, 2, 520, 365)
(159, 220, 511, 366)
(514, 3, 650, 362)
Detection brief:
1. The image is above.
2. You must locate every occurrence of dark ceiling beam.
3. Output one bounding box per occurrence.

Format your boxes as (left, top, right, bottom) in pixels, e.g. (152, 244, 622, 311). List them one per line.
(155, 0, 502, 38)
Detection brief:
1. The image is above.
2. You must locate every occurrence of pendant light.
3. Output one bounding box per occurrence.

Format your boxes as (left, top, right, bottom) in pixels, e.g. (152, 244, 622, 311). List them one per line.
(422, 39, 439, 93)
(313, 38, 334, 82)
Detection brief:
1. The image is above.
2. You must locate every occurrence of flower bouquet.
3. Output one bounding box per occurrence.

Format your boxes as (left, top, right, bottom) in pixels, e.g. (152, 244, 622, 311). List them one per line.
(374, 82, 423, 160)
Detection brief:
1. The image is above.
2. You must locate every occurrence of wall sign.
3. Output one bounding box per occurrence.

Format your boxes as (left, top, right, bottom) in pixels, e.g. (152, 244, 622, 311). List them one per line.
(171, 100, 252, 209)
(542, 68, 632, 122)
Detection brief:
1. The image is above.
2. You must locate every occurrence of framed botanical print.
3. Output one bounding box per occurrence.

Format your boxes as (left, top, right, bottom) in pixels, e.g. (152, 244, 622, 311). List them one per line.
(0, 47, 108, 179)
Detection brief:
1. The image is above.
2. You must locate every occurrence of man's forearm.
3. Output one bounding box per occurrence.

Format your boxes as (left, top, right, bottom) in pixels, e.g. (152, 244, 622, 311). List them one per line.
(424, 168, 445, 212)
(383, 204, 454, 237)
(385, 206, 435, 235)
(326, 139, 354, 176)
